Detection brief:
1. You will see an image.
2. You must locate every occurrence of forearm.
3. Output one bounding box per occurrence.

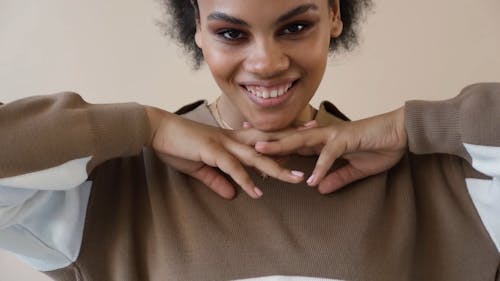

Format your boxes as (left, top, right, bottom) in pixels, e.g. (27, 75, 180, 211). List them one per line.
(144, 105, 176, 147)
(0, 92, 151, 185)
(405, 82, 500, 163)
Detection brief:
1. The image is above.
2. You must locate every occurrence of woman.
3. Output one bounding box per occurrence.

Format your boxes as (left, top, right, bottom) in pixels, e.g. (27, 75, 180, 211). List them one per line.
(1, 0, 499, 281)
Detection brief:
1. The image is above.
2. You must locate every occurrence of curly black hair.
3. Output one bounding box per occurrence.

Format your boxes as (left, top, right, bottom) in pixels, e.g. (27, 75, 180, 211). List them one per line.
(159, 0, 372, 68)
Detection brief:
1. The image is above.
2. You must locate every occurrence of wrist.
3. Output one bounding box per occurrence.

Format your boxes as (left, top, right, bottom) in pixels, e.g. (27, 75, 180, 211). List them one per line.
(393, 106, 408, 150)
(145, 105, 171, 146)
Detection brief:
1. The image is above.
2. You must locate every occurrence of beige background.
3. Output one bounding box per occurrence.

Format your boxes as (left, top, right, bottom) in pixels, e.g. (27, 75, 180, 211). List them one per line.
(0, 0, 499, 280)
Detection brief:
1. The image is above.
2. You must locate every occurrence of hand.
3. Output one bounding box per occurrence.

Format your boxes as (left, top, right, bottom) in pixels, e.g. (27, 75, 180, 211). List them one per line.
(146, 106, 304, 199)
(254, 107, 408, 194)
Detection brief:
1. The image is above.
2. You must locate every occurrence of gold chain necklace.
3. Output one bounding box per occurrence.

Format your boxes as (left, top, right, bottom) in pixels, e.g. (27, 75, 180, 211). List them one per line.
(210, 96, 315, 130)
(209, 97, 315, 179)
(210, 96, 234, 130)
(209, 97, 277, 179)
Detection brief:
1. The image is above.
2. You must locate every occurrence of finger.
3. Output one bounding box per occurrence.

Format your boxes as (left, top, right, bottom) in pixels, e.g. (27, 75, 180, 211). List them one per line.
(242, 121, 252, 129)
(255, 128, 327, 155)
(317, 164, 367, 194)
(157, 154, 237, 199)
(229, 127, 295, 146)
(227, 141, 304, 184)
(298, 120, 318, 131)
(295, 148, 316, 156)
(295, 145, 323, 156)
(306, 140, 346, 186)
(228, 128, 271, 145)
(203, 147, 263, 199)
(158, 153, 201, 172)
(190, 165, 236, 199)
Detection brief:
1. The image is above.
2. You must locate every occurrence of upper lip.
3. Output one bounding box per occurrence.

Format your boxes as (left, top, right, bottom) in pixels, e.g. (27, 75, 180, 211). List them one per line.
(239, 78, 299, 88)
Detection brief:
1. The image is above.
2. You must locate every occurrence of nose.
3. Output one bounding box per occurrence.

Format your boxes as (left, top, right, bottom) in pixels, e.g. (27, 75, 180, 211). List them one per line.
(243, 38, 290, 78)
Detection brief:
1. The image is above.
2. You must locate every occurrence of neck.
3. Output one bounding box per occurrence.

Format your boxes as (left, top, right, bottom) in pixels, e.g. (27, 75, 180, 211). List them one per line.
(210, 95, 315, 130)
(217, 95, 246, 129)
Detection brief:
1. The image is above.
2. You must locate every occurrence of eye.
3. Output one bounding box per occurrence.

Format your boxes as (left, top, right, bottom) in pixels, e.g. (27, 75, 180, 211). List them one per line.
(281, 23, 309, 35)
(217, 29, 246, 41)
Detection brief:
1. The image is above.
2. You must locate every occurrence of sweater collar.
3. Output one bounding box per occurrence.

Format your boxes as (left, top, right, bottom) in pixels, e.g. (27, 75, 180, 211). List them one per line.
(177, 100, 350, 128)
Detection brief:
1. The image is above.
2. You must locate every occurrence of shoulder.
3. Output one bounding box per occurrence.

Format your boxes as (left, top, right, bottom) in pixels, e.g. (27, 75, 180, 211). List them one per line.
(174, 100, 219, 127)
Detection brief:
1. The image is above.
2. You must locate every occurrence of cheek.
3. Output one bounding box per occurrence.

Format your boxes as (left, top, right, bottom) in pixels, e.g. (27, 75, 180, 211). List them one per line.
(287, 27, 331, 72)
(201, 41, 241, 86)
(204, 52, 229, 82)
(288, 42, 329, 94)
(300, 33, 330, 83)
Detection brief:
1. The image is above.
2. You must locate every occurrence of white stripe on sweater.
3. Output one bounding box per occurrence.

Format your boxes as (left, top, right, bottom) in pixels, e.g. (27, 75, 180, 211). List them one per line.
(0, 157, 93, 271)
(0, 157, 91, 190)
(464, 143, 500, 251)
(0, 182, 92, 271)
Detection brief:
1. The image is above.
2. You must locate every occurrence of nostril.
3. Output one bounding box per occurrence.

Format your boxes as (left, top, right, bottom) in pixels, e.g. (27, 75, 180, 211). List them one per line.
(244, 54, 290, 77)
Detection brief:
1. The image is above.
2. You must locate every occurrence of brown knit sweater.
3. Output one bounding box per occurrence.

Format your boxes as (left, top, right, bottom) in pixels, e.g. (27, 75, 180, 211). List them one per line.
(0, 83, 499, 281)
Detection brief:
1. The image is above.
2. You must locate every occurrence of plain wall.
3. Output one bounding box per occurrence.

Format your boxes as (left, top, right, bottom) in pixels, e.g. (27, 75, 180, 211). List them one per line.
(0, 0, 499, 280)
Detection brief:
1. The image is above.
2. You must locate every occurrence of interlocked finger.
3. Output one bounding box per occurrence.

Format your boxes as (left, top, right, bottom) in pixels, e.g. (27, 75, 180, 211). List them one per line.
(255, 128, 327, 155)
(203, 145, 262, 199)
(229, 127, 297, 146)
(318, 164, 366, 194)
(227, 141, 304, 184)
(307, 138, 347, 186)
(191, 165, 237, 199)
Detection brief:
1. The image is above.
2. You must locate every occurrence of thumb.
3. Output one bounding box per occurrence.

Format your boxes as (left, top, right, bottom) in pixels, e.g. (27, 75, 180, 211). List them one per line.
(190, 165, 236, 199)
(317, 164, 367, 194)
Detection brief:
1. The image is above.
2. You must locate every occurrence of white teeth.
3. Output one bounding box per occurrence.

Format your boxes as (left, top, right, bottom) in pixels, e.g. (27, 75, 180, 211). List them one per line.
(245, 82, 294, 99)
(277, 87, 285, 97)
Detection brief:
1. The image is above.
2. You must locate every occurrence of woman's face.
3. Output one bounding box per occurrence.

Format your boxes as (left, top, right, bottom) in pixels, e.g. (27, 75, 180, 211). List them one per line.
(195, 0, 343, 131)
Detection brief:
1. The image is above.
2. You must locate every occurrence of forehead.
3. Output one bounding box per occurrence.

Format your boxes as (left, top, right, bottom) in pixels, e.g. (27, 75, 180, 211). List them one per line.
(196, 0, 327, 22)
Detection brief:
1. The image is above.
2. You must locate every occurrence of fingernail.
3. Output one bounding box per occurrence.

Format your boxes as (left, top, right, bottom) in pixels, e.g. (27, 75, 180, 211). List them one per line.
(291, 170, 304, 178)
(255, 141, 266, 149)
(303, 120, 317, 127)
(307, 174, 316, 186)
(254, 187, 263, 198)
(243, 121, 251, 128)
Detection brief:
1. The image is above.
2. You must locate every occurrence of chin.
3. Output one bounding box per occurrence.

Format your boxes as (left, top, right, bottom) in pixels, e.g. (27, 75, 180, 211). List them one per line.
(251, 118, 293, 132)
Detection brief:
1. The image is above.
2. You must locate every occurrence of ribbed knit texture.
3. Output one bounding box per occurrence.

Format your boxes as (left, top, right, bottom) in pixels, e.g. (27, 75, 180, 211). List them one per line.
(45, 98, 499, 281)
(0, 92, 150, 178)
(405, 82, 500, 163)
(405, 97, 464, 158)
(3, 85, 497, 280)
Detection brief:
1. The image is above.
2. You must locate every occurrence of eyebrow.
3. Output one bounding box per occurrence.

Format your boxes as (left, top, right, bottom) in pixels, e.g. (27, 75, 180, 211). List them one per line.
(207, 3, 318, 26)
(277, 3, 318, 24)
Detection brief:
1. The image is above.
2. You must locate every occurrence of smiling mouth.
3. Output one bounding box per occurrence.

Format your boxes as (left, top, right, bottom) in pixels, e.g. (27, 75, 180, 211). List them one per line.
(241, 80, 299, 99)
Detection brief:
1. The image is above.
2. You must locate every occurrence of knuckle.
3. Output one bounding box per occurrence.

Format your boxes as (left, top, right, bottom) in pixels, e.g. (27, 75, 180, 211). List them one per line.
(240, 149, 261, 166)
(237, 177, 253, 192)
(224, 159, 240, 172)
(251, 150, 267, 163)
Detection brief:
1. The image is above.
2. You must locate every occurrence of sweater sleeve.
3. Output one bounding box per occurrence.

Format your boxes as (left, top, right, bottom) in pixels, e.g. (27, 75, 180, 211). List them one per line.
(406, 83, 500, 251)
(0, 92, 151, 271)
(0, 92, 151, 189)
(405, 82, 500, 167)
